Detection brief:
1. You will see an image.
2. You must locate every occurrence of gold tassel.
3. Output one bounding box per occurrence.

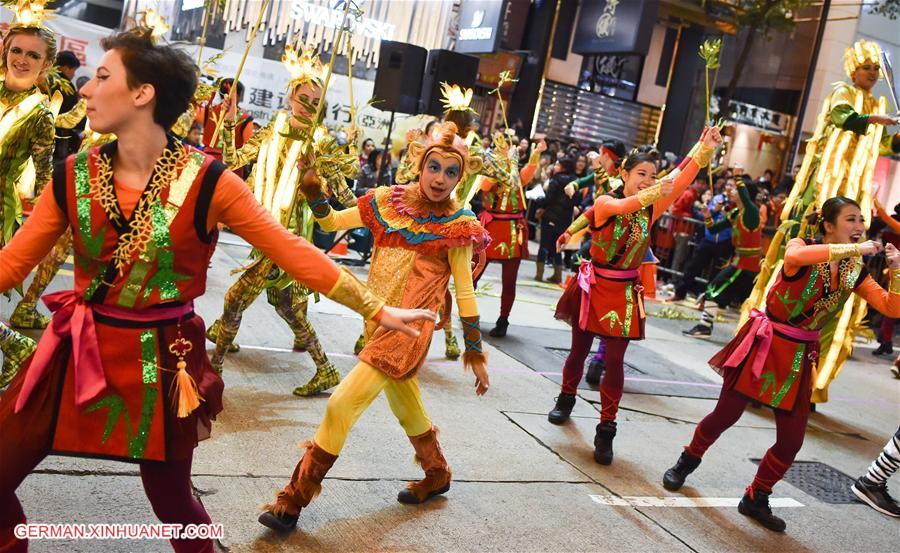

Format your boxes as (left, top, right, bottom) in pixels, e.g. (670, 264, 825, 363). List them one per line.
(168, 327, 204, 418)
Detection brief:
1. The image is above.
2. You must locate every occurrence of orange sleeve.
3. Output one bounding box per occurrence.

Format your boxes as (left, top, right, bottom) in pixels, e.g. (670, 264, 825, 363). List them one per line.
(207, 170, 341, 295)
(478, 176, 493, 192)
(519, 163, 537, 187)
(783, 238, 830, 276)
(652, 158, 700, 223)
(855, 274, 900, 318)
(594, 193, 645, 223)
(0, 185, 69, 293)
(876, 201, 900, 234)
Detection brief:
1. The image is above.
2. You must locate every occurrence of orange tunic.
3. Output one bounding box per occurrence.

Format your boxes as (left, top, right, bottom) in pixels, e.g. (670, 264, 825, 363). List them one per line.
(0, 160, 341, 295)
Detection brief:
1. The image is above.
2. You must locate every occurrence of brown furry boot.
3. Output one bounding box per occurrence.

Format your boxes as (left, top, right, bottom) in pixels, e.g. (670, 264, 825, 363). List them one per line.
(398, 426, 452, 504)
(258, 440, 337, 531)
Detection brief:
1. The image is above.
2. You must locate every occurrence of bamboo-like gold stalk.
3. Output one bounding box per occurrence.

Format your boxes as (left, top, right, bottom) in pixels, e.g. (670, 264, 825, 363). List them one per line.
(209, 0, 272, 148)
(196, 5, 211, 65)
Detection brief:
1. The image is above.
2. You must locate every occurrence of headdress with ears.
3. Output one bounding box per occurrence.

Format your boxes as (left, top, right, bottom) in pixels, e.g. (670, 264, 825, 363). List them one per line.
(405, 121, 482, 183)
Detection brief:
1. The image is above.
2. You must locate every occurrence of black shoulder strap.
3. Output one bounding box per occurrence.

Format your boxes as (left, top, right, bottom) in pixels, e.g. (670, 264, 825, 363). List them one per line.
(194, 158, 227, 243)
(52, 157, 69, 215)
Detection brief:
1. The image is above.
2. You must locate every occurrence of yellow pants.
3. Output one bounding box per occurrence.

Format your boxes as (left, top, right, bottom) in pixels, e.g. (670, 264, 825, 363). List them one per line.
(314, 361, 432, 456)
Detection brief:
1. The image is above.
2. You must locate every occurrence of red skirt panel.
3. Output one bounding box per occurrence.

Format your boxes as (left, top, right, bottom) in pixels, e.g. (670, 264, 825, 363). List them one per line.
(2, 313, 223, 463)
(709, 316, 818, 412)
(480, 211, 529, 260)
(555, 261, 645, 340)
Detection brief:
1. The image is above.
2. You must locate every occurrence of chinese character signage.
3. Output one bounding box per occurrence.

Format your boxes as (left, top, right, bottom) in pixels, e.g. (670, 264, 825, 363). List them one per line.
(572, 0, 659, 56)
(455, 0, 508, 54)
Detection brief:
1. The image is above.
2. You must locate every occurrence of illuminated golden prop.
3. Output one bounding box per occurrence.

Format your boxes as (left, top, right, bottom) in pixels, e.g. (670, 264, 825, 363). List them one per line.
(440, 82, 475, 114)
(740, 38, 896, 403)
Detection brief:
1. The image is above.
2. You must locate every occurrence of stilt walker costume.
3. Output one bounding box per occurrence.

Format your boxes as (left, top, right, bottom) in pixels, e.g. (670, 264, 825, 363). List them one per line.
(548, 128, 720, 463)
(741, 39, 900, 404)
(663, 198, 900, 533)
(475, 130, 542, 337)
(8, 103, 86, 332)
(0, 6, 58, 386)
(0, 27, 428, 552)
(258, 121, 491, 532)
(206, 44, 360, 397)
(684, 180, 762, 337)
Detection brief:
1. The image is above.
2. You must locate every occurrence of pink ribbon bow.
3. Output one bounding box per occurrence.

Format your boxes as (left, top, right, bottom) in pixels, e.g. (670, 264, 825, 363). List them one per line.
(722, 308, 819, 380)
(15, 290, 106, 413)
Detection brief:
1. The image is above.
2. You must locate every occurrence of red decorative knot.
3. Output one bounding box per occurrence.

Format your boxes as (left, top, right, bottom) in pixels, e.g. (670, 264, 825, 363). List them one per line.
(807, 350, 819, 361)
(169, 331, 194, 358)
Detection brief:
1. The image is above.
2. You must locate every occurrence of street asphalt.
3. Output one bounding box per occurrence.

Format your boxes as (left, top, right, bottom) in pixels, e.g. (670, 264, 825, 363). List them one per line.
(2, 232, 898, 552)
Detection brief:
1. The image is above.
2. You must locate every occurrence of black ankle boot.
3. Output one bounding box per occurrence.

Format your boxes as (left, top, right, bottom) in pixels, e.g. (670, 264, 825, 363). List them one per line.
(593, 421, 617, 465)
(489, 316, 509, 337)
(873, 342, 894, 356)
(548, 393, 576, 425)
(738, 488, 786, 532)
(258, 511, 300, 532)
(663, 451, 702, 491)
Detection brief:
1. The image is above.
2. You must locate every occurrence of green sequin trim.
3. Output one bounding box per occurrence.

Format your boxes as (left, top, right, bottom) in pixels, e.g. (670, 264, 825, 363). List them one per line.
(74, 152, 104, 258)
(623, 282, 634, 336)
(770, 344, 804, 408)
(140, 329, 158, 384)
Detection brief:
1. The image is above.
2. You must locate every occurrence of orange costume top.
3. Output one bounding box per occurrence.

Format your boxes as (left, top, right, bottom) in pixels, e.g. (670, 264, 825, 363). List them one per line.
(0, 139, 383, 463)
(314, 184, 488, 378)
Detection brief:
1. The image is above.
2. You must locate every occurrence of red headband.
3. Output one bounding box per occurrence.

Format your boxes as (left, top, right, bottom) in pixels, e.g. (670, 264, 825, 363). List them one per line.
(600, 146, 619, 163)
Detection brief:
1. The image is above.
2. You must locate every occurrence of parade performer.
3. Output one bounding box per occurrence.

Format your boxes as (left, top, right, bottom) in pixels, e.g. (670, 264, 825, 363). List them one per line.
(662, 197, 900, 532)
(564, 139, 626, 200)
(475, 130, 543, 337)
(389, 83, 507, 357)
(683, 179, 762, 337)
(8, 103, 88, 333)
(257, 121, 491, 532)
(742, 39, 900, 404)
(562, 140, 627, 383)
(0, 28, 431, 553)
(195, 78, 253, 174)
(0, 7, 57, 386)
(546, 127, 722, 466)
(205, 44, 360, 397)
(851, 426, 900, 517)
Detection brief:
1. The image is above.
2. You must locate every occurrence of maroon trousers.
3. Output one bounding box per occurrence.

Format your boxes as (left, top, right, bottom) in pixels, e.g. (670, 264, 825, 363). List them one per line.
(0, 356, 213, 553)
(686, 379, 811, 494)
(474, 258, 522, 319)
(560, 325, 629, 423)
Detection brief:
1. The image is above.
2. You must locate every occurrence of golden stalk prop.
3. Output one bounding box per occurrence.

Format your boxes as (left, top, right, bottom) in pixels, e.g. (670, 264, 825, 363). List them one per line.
(209, 0, 272, 148)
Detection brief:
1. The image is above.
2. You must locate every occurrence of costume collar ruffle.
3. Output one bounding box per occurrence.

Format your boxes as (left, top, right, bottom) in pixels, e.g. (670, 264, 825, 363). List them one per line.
(359, 185, 490, 255)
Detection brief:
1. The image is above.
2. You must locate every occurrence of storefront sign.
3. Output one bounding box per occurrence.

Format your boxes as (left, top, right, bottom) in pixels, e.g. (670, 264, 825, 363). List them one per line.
(0, 12, 411, 144)
(712, 96, 791, 134)
(291, 0, 395, 42)
(572, 0, 659, 56)
(455, 0, 508, 54)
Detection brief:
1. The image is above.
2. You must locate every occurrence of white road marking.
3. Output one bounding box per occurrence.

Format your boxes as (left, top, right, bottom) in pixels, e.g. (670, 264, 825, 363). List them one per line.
(589, 495, 804, 508)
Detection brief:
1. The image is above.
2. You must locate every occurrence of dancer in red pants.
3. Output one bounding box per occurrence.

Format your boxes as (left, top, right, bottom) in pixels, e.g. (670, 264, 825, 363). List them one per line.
(0, 28, 429, 553)
(548, 126, 722, 465)
(662, 196, 900, 532)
